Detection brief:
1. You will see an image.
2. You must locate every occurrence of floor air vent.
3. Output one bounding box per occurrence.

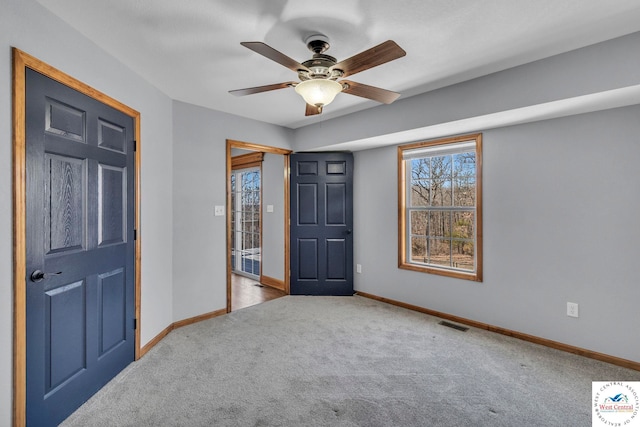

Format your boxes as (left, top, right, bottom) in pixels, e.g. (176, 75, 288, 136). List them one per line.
(438, 321, 469, 332)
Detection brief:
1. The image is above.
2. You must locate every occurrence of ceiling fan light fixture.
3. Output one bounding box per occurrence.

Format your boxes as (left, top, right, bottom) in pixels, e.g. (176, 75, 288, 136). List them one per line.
(295, 79, 342, 107)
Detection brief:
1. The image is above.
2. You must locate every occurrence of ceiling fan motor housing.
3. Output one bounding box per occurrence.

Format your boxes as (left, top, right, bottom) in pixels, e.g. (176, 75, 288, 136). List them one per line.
(305, 34, 330, 54)
(298, 34, 343, 81)
(299, 54, 342, 80)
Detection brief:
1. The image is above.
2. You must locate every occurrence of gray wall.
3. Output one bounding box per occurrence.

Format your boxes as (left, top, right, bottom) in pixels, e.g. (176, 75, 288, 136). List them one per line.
(262, 153, 286, 282)
(353, 105, 640, 362)
(0, 0, 175, 424)
(171, 101, 293, 321)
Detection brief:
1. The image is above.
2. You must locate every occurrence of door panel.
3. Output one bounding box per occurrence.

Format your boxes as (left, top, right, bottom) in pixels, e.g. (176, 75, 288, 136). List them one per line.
(26, 68, 135, 426)
(326, 239, 347, 280)
(326, 183, 346, 225)
(98, 268, 127, 356)
(297, 183, 318, 225)
(45, 154, 86, 254)
(290, 153, 353, 295)
(46, 280, 85, 392)
(298, 239, 319, 280)
(98, 164, 126, 245)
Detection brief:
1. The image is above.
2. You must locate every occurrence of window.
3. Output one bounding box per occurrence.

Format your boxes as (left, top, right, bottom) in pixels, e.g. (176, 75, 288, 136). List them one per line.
(398, 134, 482, 281)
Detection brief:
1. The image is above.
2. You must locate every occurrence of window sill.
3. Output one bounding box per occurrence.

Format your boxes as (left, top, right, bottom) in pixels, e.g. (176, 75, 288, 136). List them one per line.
(398, 262, 482, 282)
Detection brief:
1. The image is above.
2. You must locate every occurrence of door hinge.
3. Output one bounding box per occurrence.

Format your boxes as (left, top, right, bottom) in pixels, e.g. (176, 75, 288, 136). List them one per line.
(133, 140, 137, 151)
(133, 318, 137, 330)
(134, 229, 137, 240)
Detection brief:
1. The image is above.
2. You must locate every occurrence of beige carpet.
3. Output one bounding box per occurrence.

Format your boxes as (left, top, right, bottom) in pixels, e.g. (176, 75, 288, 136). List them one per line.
(62, 296, 640, 426)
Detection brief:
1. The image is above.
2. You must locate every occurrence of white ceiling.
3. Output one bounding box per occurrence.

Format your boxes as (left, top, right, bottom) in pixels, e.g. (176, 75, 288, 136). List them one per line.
(36, 0, 640, 130)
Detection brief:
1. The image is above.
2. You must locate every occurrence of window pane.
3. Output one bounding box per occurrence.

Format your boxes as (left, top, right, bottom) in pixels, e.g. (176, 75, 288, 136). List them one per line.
(430, 156, 452, 206)
(411, 158, 430, 180)
(429, 239, 451, 268)
(453, 153, 475, 206)
(410, 210, 428, 235)
(411, 236, 427, 263)
(453, 177, 475, 206)
(430, 156, 451, 179)
(452, 241, 474, 271)
(452, 211, 474, 240)
(431, 179, 452, 206)
(429, 211, 451, 238)
(410, 181, 430, 206)
(251, 233, 258, 252)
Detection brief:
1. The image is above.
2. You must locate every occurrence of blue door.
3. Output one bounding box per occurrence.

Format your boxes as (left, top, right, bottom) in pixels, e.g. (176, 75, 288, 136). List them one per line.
(25, 69, 136, 426)
(290, 153, 354, 295)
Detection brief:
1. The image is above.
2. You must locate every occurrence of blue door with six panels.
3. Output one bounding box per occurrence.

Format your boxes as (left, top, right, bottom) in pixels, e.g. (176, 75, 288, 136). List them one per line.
(25, 68, 136, 426)
(290, 152, 354, 295)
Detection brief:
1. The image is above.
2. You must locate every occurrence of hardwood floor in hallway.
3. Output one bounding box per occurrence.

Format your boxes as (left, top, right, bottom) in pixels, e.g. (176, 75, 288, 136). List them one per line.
(231, 274, 286, 311)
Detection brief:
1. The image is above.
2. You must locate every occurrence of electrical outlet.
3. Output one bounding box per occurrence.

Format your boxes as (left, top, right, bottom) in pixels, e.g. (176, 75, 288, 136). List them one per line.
(214, 205, 225, 216)
(356, 264, 362, 274)
(567, 302, 579, 318)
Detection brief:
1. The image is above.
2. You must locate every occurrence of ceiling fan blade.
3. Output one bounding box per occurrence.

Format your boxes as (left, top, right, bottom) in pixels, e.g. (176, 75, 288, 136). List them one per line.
(305, 103, 322, 116)
(241, 42, 309, 73)
(341, 80, 401, 104)
(229, 82, 297, 97)
(331, 40, 406, 77)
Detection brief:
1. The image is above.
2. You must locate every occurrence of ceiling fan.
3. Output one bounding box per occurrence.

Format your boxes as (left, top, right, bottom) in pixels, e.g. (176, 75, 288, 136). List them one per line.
(229, 34, 406, 116)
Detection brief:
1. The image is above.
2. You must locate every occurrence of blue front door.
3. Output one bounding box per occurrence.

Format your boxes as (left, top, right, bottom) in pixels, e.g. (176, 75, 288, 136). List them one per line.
(290, 153, 354, 295)
(25, 68, 136, 426)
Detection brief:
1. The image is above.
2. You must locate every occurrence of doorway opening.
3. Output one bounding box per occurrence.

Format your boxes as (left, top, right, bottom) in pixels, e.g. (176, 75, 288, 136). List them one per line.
(226, 140, 292, 312)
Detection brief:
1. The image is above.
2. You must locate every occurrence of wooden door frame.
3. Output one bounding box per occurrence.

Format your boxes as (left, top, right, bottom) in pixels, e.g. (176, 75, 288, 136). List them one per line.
(12, 48, 142, 426)
(226, 140, 291, 312)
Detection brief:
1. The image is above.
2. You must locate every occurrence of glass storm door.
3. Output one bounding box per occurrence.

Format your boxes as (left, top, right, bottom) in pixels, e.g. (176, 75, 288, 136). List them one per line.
(231, 168, 261, 278)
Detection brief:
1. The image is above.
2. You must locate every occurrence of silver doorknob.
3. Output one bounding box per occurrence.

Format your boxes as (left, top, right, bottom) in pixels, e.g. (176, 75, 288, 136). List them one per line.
(30, 270, 62, 282)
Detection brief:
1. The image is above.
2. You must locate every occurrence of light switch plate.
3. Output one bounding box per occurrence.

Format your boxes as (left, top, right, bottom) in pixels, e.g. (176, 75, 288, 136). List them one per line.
(267, 204, 274, 213)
